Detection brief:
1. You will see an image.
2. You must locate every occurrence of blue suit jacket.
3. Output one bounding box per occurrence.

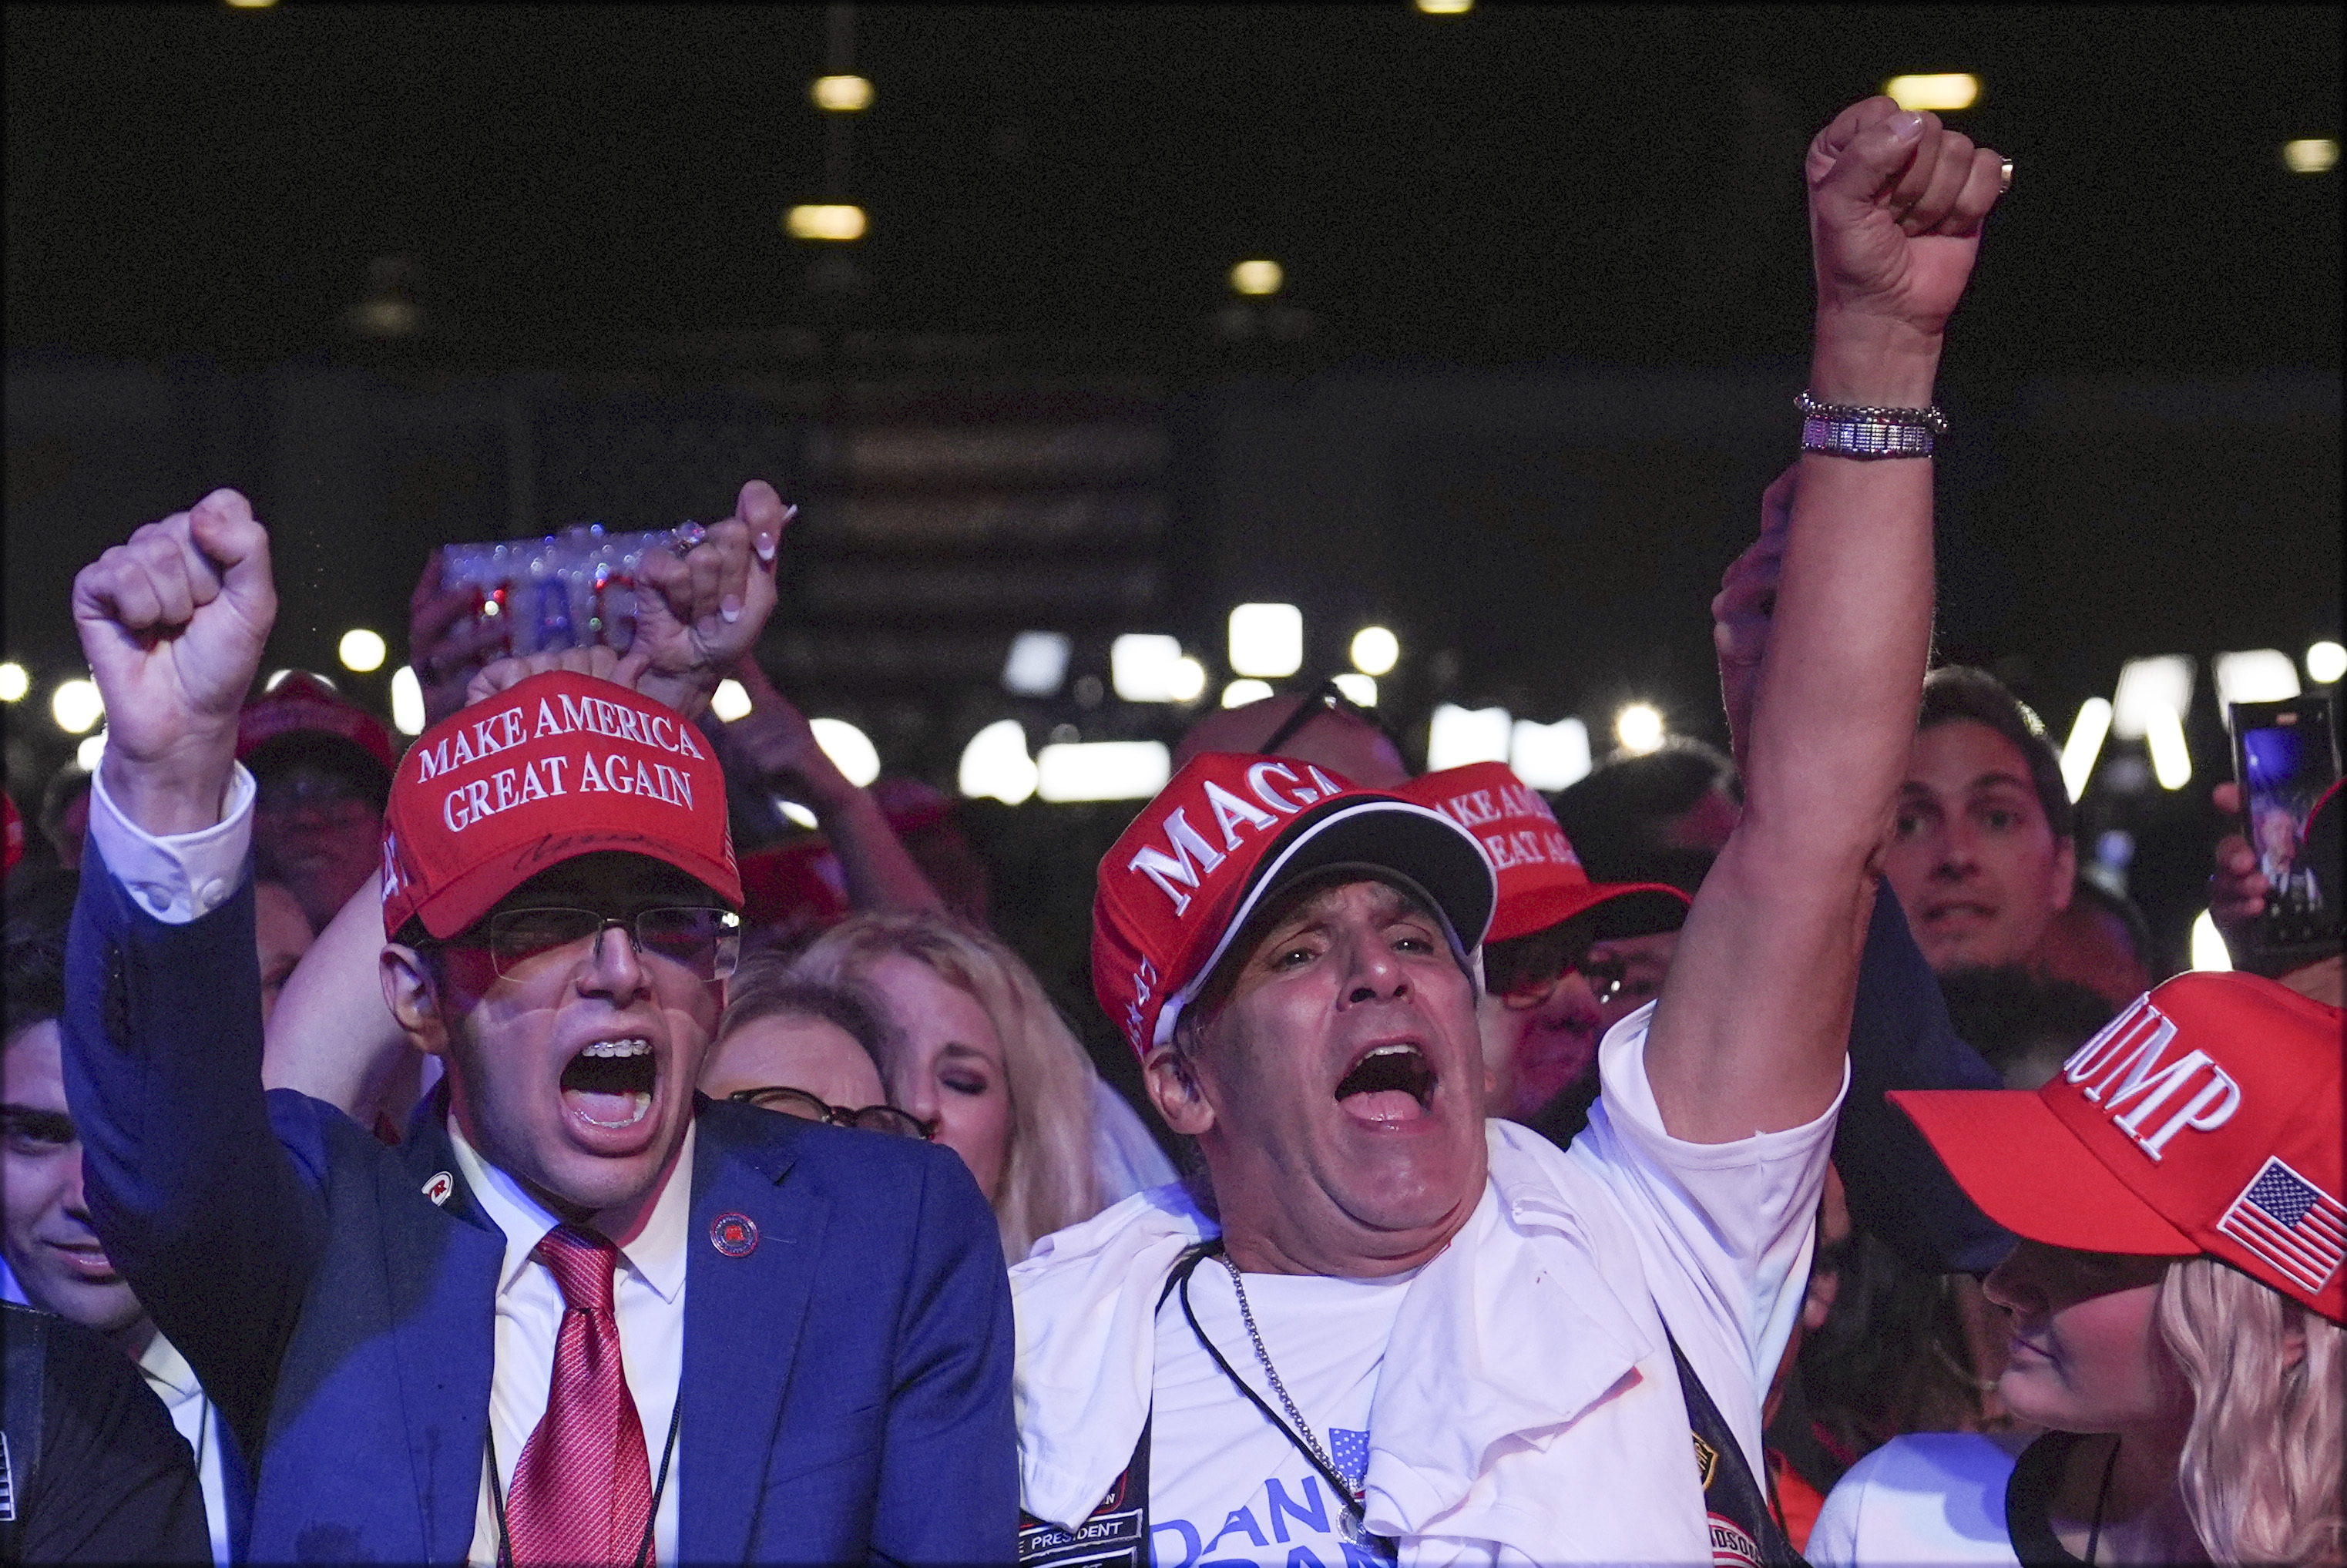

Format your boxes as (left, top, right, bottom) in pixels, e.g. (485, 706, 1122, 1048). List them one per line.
(63, 849, 1017, 1564)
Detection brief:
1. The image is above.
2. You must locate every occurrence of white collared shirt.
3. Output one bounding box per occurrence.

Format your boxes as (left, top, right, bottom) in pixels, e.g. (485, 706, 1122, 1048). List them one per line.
(139, 1333, 232, 1568)
(450, 1119, 691, 1568)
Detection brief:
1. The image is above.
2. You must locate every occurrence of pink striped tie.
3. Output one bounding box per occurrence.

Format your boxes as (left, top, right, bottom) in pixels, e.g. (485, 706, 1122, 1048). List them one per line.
(504, 1225, 655, 1567)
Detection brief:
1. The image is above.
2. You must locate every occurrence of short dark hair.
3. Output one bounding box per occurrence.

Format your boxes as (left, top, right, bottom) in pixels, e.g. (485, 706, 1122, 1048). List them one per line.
(244, 732, 392, 813)
(1916, 666, 2075, 841)
(4, 868, 76, 1046)
(1550, 737, 1740, 866)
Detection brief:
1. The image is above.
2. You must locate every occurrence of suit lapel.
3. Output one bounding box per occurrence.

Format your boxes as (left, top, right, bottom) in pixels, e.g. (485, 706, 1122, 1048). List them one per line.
(388, 1116, 505, 1563)
(677, 1105, 824, 1564)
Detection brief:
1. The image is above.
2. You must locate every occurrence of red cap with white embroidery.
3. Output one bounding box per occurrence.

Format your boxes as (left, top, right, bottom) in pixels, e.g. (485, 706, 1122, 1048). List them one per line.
(379, 670, 739, 939)
(1893, 972, 2346, 1324)
(237, 670, 396, 775)
(1398, 762, 1689, 945)
(1092, 752, 1496, 1059)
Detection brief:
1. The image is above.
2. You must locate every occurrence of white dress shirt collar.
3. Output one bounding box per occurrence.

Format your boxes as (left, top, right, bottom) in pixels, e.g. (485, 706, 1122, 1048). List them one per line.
(447, 1118, 693, 1306)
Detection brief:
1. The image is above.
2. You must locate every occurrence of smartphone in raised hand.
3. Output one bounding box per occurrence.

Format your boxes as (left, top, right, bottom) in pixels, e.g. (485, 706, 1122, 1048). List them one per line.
(2228, 693, 2342, 972)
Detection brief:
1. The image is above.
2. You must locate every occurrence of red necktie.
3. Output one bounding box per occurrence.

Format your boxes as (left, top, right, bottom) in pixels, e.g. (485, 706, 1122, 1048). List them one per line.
(504, 1225, 656, 1567)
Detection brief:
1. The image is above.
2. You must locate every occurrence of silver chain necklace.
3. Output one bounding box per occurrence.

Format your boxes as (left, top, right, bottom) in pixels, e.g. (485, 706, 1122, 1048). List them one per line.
(1221, 1257, 1389, 1553)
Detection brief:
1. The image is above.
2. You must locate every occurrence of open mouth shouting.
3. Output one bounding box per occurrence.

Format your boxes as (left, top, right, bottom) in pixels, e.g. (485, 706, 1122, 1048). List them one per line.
(562, 1036, 658, 1131)
(1335, 1040, 1438, 1125)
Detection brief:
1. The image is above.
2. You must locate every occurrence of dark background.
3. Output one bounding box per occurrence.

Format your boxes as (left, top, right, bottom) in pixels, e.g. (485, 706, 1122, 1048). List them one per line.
(6, 4, 2340, 1014)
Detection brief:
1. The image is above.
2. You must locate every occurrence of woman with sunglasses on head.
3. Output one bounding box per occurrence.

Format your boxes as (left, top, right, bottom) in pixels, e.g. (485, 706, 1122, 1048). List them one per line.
(1808, 972, 2345, 1567)
(788, 911, 1174, 1262)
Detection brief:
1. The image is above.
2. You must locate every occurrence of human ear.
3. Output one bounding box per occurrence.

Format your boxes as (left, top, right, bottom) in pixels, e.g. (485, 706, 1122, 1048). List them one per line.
(2049, 834, 2078, 912)
(1143, 1041, 1217, 1137)
(381, 944, 452, 1060)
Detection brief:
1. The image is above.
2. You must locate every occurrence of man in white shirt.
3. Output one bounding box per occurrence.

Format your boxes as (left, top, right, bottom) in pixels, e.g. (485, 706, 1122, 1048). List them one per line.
(61, 482, 1016, 1563)
(1016, 97, 2010, 1566)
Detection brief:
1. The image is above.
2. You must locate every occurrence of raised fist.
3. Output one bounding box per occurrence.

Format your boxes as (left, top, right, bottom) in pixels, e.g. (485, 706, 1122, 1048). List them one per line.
(1808, 96, 2007, 344)
(71, 489, 277, 834)
(626, 480, 792, 718)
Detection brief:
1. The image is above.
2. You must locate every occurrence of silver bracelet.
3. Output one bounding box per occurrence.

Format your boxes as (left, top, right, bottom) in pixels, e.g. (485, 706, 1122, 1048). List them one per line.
(1797, 390, 1942, 459)
(1795, 390, 1947, 433)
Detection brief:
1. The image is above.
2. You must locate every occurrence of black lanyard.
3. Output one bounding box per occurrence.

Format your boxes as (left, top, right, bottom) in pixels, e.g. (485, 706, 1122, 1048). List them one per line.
(485, 1392, 682, 1568)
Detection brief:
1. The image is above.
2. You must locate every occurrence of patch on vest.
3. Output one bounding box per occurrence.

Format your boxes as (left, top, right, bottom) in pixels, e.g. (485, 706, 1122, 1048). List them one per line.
(1691, 1429, 1720, 1490)
(1707, 1511, 1761, 1568)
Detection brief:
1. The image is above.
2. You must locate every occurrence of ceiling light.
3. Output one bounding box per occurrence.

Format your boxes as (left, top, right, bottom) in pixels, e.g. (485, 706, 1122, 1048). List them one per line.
(389, 666, 426, 736)
(1167, 657, 1207, 704)
(51, 678, 103, 735)
(1884, 73, 1980, 112)
(2189, 910, 2233, 972)
(1002, 631, 1072, 697)
(811, 75, 873, 112)
(1332, 673, 1377, 708)
(2060, 697, 2113, 804)
(2306, 640, 2346, 685)
(1511, 717, 1592, 791)
(774, 798, 821, 829)
(2145, 705, 2193, 791)
(1614, 703, 1665, 754)
(1223, 679, 1274, 709)
(2213, 649, 2299, 710)
(1036, 740, 1171, 803)
(959, 719, 1038, 805)
(338, 628, 387, 673)
(1350, 626, 1398, 677)
(0, 662, 27, 703)
(79, 731, 108, 771)
(787, 204, 868, 241)
(1110, 634, 1186, 703)
(2112, 656, 2194, 740)
(710, 679, 754, 723)
(1228, 603, 1302, 677)
(1230, 260, 1284, 297)
(1415, 0, 1472, 12)
(810, 718, 880, 787)
(1429, 703, 1511, 771)
(2282, 139, 2339, 175)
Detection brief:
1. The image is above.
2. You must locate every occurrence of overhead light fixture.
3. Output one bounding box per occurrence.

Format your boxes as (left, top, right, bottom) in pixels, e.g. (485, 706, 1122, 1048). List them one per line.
(1002, 632, 1072, 697)
(1228, 603, 1303, 678)
(1036, 740, 1171, 803)
(389, 666, 426, 737)
(710, 679, 754, 723)
(809, 718, 881, 787)
(338, 628, 388, 674)
(959, 719, 1038, 805)
(2189, 909, 2233, 972)
(774, 797, 821, 829)
(51, 678, 103, 735)
(811, 74, 874, 112)
(1884, 73, 1980, 111)
(1415, 0, 1472, 13)
(1428, 703, 1511, 771)
(1223, 679, 1274, 709)
(1332, 673, 1377, 708)
(0, 661, 27, 703)
(2282, 139, 2339, 175)
(1229, 259, 1284, 297)
(2305, 640, 2345, 685)
(1350, 626, 1398, 677)
(787, 204, 868, 241)
(1614, 703, 1665, 755)
(1511, 717, 1592, 791)
(2144, 705, 2194, 791)
(2213, 649, 2300, 710)
(79, 731, 108, 771)
(1110, 634, 1187, 703)
(2112, 656, 2194, 739)
(1167, 657, 1207, 704)
(2060, 697, 2114, 803)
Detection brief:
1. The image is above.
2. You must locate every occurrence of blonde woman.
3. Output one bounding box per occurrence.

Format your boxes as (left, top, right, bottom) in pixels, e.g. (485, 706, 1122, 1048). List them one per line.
(1809, 972, 2343, 1566)
(789, 911, 1171, 1260)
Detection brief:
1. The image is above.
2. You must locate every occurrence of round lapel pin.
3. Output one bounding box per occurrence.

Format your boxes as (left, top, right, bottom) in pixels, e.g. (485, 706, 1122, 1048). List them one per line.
(421, 1170, 455, 1207)
(710, 1212, 759, 1257)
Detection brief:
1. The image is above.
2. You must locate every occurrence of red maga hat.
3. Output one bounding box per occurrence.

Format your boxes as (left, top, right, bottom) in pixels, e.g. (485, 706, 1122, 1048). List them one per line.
(1893, 972, 2346, 1324)
(1093, 752, 1496, 1059)
(237, 671, 396, 776)
(1398, 762, 1690, 945)
(379, 670, 740, 940)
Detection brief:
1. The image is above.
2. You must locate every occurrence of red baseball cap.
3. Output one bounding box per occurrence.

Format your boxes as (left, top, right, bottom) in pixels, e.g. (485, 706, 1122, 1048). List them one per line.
(1399, 762, 1690, 945)
(1893, 972, 2346, 1323)
(237, 671, 397, 776)
(380, 670, 740, 939)
(1093, 752, 1496, 1059)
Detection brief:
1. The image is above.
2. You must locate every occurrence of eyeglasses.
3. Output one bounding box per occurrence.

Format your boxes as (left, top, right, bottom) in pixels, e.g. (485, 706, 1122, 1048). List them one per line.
(452, 906, 742, 980)
(1255, 676, 1408, 760)
(726, 1086, 937, 1141)
(1492, 953, 1632, 1012)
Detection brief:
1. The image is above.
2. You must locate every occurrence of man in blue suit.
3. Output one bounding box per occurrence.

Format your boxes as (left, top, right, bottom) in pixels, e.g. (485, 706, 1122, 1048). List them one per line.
(62, 484, 1016, 1564)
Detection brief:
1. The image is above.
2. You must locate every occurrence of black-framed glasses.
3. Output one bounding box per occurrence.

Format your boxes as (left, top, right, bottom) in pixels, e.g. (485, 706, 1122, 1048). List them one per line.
(1255, 675, 1408, 761)
(726, 1086, 937, 1141)
(453, 906, 741, 980)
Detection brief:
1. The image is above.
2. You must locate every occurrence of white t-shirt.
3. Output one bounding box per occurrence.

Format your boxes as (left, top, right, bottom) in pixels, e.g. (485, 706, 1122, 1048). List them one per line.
(1807, 1432, 2033, 1568)
(1147, 1262, 1416, 1568)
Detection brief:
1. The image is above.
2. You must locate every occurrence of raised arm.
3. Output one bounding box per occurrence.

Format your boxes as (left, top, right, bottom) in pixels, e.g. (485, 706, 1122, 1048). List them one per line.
(1645, 100, 2006, 1141)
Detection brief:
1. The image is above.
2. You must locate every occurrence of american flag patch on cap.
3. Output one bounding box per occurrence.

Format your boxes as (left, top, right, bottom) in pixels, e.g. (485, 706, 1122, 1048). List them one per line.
(2218, 1157, 2347, 1294)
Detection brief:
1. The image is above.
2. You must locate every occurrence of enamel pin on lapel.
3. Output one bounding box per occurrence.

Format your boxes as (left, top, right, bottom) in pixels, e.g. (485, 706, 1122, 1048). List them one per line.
(710, 1212, 759, 1257)
(421, 1170, 455, 1206)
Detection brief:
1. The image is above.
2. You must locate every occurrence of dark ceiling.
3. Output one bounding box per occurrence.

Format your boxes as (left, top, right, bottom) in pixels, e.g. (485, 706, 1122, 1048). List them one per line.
(5, 3, 2340, 371)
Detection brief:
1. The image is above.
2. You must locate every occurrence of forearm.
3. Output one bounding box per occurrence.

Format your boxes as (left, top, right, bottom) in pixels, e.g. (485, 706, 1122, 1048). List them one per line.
(811, 784, 946, 915)
(264, 870, 415, 1118)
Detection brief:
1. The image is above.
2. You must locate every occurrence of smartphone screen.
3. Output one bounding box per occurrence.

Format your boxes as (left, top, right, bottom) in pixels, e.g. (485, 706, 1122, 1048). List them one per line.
(2231, 695, 2342, 952)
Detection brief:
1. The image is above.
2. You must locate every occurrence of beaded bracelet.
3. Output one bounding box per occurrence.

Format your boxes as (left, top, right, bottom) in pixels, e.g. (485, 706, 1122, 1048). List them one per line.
(1796, 389, 1946, 459)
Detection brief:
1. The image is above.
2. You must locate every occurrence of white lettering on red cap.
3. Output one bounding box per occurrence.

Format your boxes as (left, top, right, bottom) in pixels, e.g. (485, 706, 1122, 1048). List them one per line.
(2062, 998, 2243, 1161)
(1127, 808, 1227, 916)
(1203, 781, 1280, 848)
